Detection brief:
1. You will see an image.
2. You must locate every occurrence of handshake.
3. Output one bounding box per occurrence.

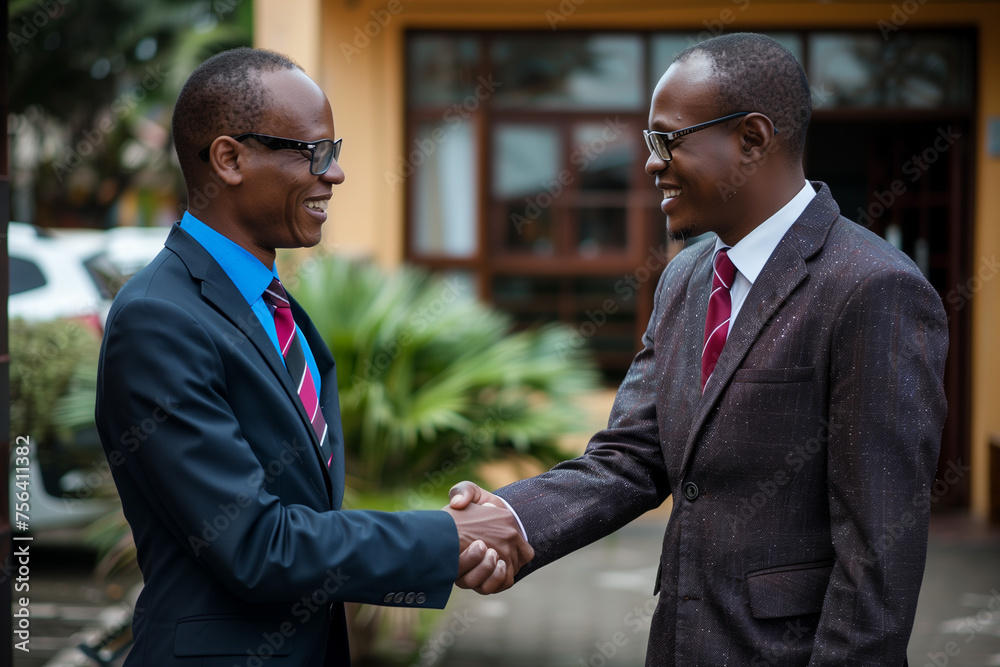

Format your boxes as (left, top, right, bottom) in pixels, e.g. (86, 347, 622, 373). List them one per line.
(441, 481, 534, 595)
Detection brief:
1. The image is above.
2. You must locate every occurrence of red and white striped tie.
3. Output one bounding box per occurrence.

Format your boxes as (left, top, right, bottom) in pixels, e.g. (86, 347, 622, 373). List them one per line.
(701, 248, 737, 392)
(263, 278, 331, 468)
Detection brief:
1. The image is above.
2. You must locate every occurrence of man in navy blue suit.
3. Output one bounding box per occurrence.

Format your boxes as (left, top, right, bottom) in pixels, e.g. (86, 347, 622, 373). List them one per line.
(95, 47, 531, 665)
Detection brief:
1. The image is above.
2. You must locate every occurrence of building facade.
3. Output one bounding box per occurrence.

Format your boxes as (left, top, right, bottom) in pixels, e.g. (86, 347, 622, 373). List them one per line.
(255, 0, 1000, 521)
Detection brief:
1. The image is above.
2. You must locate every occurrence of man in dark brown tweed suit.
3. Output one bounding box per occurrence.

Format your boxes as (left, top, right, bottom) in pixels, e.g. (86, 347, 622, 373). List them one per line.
(450, 33, 948, 666)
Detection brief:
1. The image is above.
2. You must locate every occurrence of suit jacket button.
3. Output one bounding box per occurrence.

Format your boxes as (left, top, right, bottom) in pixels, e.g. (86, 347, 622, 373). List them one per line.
(682, 482, 700, 500)
(405, 592, 416, 604)
(384, 593, 395, 603)
(394, 592, 405, 604)
(415, 593, 427, 605)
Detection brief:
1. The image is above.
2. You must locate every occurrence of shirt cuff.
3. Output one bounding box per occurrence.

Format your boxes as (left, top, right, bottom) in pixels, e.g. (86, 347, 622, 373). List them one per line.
(495, 496, 529, 542)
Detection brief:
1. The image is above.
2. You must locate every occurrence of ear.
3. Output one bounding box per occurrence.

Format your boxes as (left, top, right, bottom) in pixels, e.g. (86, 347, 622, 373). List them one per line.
(738, 113, 775, 164)
(206, 136, 245, 187)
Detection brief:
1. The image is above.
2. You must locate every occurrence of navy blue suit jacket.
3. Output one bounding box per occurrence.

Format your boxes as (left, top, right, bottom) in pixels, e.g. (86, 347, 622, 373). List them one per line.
(96, 224, 458, 665)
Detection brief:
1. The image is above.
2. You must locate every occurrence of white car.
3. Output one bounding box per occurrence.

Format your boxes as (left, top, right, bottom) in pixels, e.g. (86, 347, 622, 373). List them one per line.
(8, 222, 110, 330)
(9, 222, 169, 535)
(8, 222, 169, 330)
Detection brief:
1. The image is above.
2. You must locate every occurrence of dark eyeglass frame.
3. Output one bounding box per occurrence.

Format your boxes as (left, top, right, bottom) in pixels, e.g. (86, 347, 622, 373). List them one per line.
(643, 112, 756, 162)
(198, 133, 342, 175)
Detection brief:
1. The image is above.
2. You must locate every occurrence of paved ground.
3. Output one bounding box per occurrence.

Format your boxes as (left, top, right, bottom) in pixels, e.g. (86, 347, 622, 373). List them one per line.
(436, 511, 1000, 667)
(13, 511, 998, 667)
(13, 544, 138, 667)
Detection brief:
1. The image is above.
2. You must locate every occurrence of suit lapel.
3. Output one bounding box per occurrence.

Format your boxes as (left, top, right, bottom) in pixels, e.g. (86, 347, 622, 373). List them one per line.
(678, 183, 840, 477)
(164, 225, 334, 503)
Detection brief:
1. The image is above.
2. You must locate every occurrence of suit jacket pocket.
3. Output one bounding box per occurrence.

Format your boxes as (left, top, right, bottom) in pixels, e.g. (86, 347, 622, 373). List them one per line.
(746, 560, 833, 619)
(733, 366, 814, 384)
(174, 615, 295, 657)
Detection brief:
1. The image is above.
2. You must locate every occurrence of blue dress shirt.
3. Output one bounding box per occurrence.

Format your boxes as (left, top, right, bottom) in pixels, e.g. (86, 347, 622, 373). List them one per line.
(180, 212, 322, 395)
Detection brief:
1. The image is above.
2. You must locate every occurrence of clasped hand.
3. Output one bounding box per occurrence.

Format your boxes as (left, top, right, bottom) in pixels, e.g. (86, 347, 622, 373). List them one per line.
(442, 481, 533, 595)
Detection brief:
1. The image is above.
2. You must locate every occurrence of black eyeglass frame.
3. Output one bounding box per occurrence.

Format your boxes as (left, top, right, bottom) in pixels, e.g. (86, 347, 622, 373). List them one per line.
(198, 133, 342, 175)
(643, 112, 762, 162)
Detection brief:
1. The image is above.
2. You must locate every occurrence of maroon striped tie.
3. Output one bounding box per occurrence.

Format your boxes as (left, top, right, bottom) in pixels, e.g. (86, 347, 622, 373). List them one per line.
(262, 278, 331, 468)
(701, 249, 737, 392)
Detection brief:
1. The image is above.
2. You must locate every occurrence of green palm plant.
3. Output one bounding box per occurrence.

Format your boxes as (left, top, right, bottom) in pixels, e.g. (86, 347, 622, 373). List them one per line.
(286, 254, 601, 498)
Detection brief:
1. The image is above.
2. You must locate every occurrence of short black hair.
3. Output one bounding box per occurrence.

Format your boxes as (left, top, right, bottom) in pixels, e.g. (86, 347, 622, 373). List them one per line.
(172, 47, 302, 184)
(674, 33, 811, 162)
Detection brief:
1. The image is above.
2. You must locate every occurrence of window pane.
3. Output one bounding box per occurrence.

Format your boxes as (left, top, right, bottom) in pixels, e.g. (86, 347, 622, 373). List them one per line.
(574, 122, 633, 192)
(407, 34, 480, 108)
(572, 122, 635, 256)
(491, 34, 643, 110)
(493, 124, 561, 255)
(493, 125, 561, 199)
(809, 32, 973, 108)
(9, 256, 47, 295)
(650, 33, 803, 92)
(491, 276, 560, 325)
(411, 118, 478, 257)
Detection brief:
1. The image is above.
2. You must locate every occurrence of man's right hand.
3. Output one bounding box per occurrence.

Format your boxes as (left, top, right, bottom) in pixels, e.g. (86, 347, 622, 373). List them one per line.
(442, 489, 532, 595)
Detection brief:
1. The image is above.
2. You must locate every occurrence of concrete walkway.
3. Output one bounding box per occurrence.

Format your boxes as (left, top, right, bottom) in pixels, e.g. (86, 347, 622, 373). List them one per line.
(435, 512, 1000, 667)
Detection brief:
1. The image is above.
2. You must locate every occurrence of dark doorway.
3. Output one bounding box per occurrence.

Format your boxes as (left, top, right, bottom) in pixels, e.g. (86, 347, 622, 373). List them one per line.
(806, 117, 973, 508)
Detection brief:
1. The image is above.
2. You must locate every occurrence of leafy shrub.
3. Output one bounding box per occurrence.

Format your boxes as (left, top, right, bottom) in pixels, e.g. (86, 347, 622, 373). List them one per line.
(286, 255, 600, 494)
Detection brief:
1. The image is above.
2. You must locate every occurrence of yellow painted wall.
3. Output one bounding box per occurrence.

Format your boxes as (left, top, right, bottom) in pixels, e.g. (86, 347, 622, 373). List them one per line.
(255, 0, 1000, 520)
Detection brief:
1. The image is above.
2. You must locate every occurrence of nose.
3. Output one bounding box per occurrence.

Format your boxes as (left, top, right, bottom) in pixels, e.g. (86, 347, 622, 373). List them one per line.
(644, 151, 667, 178)
(322, 158, 345, 184)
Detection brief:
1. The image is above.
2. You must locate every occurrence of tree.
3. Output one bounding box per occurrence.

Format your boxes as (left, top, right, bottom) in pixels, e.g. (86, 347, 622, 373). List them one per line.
(9, 0, 252, 228)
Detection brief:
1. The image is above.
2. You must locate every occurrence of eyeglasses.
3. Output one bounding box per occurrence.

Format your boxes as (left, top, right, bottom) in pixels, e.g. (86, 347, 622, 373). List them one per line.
(643, 112, 752, 162)
(198, 133, 342, 175)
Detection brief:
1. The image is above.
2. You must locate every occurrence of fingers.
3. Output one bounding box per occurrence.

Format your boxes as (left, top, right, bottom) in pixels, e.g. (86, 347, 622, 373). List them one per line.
(448, 481, 485, 510)
(443, 501, 534, 589)
(474, 558, 509, 595)
(456, 539, 488, 578)
(456, 545, 499, 590)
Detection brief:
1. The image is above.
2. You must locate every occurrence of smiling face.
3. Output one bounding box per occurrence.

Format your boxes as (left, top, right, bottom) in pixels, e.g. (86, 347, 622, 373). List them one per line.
(229, 68, 345, 262)
(645, 53, 747, 243)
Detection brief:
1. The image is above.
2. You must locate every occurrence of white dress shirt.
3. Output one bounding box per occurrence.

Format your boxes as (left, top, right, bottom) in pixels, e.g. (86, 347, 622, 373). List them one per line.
(714, 181, 816, 337)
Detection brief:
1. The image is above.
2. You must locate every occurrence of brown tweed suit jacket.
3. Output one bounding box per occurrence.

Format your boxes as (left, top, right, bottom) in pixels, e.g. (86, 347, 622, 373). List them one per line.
(497, 182, 948, 666)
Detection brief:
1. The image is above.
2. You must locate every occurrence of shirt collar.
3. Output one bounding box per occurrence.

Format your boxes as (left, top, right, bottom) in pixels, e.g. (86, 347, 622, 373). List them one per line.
(180, 211, 278, 305)
(714, 181, 816, 284)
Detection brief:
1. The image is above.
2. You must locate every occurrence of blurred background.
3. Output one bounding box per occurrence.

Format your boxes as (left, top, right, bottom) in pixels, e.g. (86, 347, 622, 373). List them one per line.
(4, 1, 1000, 665)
